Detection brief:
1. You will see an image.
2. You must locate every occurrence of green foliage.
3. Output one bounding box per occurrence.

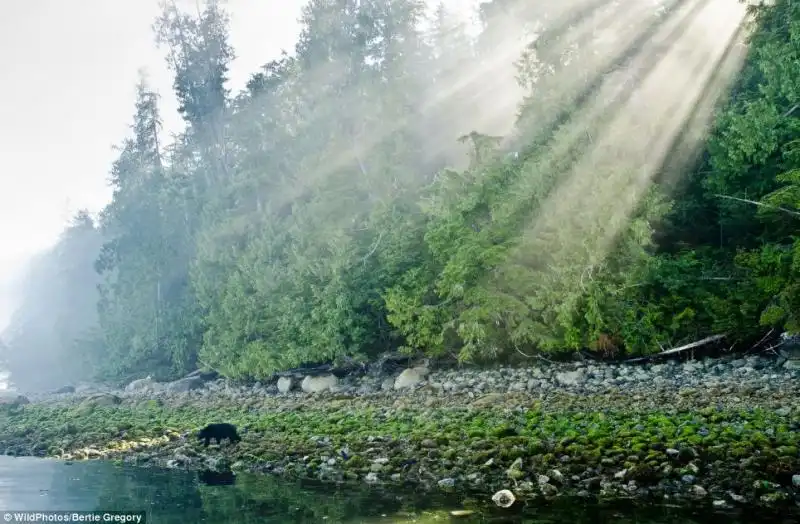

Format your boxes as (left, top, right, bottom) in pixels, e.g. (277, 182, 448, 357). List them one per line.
(5, 0, 799, 383)
(85, 79, 203, 382)
(643, 0, 800, 342)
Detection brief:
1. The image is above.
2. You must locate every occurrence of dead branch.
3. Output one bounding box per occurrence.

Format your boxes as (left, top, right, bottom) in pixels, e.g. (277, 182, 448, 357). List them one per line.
(758, 339, 786, 356)
(359, 230, 384, 266)
(781, 103, 799, 118)
(748, 328, 775, 353)
(613, 277, 737, 294)
(624, 334, 726, 363)
(513, 344, 554, 365)
(714, 194, 800, 217)
(579, 265, 595, 292)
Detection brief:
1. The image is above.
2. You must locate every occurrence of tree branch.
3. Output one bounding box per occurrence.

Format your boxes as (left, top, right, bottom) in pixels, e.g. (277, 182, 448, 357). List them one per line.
(714, 193, 800, 217)
(781, 103, 798, 118)
(624, 334, 726, 363)
(359, 230, 384, 266)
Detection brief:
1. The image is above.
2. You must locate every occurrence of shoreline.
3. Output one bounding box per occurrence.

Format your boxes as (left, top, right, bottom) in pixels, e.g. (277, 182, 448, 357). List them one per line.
(2, 353, 800, 512)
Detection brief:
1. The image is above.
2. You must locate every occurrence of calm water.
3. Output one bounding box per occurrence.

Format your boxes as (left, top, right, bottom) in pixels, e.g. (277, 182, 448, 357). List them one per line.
(0, 456, 790, 523)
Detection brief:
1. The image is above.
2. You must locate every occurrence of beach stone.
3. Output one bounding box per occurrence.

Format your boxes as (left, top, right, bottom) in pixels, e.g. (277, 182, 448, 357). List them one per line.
(277, 377, 293, 393)
(394, 366, 429, 390)
(301, 374, 338, 393)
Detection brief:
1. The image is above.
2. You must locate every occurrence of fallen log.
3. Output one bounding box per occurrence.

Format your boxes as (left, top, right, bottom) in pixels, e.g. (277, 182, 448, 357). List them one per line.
(624, 334, 726, 363)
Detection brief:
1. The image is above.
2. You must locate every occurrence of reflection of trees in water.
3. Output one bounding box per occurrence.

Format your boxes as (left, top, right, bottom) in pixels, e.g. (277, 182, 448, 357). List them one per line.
(16, 459, 780, 523)
(197, 474, 451, 523)
(0, 457, 91, 512)
(58, 461, 204, 523)
(58, 461, 458, 523)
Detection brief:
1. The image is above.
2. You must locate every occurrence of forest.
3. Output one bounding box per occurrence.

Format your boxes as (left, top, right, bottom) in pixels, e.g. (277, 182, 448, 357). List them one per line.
(1, 0, 798, 389)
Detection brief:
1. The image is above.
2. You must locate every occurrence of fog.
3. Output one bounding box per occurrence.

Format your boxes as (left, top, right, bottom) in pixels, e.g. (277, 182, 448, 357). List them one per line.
(0, 0, 756, 390)
(0, 0, 309, 330)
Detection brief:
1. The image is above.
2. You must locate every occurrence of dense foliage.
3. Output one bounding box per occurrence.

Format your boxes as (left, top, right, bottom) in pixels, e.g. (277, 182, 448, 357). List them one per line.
(1, 0, 797, 385)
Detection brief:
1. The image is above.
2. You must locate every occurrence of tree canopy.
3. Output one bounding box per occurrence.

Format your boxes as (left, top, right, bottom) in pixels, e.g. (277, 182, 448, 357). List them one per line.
(1, 0, 798, 386)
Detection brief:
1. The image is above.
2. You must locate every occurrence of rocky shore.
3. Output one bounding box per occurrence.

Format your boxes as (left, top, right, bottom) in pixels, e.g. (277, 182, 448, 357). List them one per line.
(2, 349, 800, 513)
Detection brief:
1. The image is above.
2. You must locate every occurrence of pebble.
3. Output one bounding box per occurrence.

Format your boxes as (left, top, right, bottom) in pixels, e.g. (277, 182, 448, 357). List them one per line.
(540, 483, 558, 496)
(16, 350, 800, 511)
(728, 492, 746, 503)
(29, 350, 800, 407)
(438, 478, 455, 489)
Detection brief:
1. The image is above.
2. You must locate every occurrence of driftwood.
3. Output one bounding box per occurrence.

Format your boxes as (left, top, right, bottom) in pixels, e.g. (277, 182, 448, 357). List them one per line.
(272, 362, 363, 379)
(624, 334, 726, 363)
(270, 352, 417, 381)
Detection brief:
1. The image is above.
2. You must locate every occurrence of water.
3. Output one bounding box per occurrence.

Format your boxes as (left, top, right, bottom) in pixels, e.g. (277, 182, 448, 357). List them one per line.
(0, 456, 790, 523)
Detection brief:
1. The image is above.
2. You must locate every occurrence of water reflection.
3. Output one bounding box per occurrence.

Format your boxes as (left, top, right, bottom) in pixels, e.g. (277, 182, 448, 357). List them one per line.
(198, 469, 236, 486)
(0, 456, 794, 523)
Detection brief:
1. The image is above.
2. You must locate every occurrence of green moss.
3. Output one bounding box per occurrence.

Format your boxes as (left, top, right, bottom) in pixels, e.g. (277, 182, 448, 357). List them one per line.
(491, 424, 518, 438)
(507, 469, 524, 480)
(471, 451, 493, 465)
(441, 449, 457, 460)
(627, 463, 658, 482)
(498, 447, 525, 461)
(1, 395, 798, 510)
(729, 445, 750, 459)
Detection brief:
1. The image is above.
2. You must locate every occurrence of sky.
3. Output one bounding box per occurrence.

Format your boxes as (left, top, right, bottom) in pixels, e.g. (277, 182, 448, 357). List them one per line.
(0, 0, 477, 330)
(0, 0, 305, 328)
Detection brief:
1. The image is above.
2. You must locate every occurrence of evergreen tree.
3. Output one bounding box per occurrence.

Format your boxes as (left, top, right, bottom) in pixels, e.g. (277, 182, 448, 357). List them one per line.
(6, 0, 797, 382)
(91, 79, 198, 380)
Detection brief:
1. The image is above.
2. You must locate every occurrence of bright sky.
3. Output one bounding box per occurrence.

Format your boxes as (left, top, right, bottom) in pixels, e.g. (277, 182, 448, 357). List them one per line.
(0, 0, 305, 328)
(0, 0, 477, 330)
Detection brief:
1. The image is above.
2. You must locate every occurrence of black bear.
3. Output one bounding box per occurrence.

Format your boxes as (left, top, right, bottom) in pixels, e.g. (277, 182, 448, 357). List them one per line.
(197, 423, 241, 446)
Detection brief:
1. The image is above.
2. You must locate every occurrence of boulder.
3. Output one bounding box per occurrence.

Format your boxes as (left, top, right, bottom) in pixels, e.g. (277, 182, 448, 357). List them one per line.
(555, 369, 585, 386)
(125, 376, 156, 393)
(165, 376, 204, 394)
(301, 374, 338, 393)
(784, 360, 800, 371)
(80, 393, 121, 408)
(780, 333, 800, 361)
(277, 376, 294, 393)
(394, 366, 429, 390)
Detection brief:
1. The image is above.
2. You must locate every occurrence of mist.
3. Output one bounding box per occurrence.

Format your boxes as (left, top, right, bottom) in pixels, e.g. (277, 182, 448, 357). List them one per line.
(0, 213, 103, 391)
(2, 0, 793, 391)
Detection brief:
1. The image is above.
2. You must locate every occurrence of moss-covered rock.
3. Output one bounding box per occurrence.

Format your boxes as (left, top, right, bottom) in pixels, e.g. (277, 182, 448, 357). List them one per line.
(1, 388, 798, 511)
